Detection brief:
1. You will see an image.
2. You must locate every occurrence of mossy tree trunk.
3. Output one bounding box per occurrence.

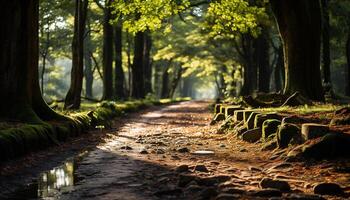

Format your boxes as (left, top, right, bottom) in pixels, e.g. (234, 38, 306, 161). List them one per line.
(131, 32, 145, 99)
(114, 21, 125, 99)
(274, 46, 285, 92)
(65, 0, 88, 109)
(0, 0, 64, 123)
(143, 31, 153, 95)
(271, 0, 324, 101)
(102, 0, 114, 100)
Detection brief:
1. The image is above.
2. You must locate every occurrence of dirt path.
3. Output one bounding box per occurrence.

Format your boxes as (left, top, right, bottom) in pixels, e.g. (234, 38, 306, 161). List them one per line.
(1, 101, 350, 199)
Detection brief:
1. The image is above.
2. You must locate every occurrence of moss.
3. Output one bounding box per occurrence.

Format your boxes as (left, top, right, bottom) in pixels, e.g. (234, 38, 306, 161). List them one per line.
(277, 123, 301, 148)
(262, 119, 281, 142)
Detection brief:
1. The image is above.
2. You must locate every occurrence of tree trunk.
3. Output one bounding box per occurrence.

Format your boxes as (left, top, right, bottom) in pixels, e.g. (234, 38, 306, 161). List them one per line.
(114, 21, 125, 99)
(270, 0, 324, 101)
(65, 0, 88, 109)
(126, 32, 132, 97)
(84, 20, 93, 98)
(321, 0, 331, 85)
(257, 29, 270, 93)
(169, 65, 183, 98)
(131, 32, 145, 99)
(0, 0, 64, 123)
(274, 46, 284, 92)
(161, 66, 170, 98)
(240, 34, 257, 96)
(143, 31, 153, 95)
(346, 32, 350, 96)
(102, 1, 113, 100)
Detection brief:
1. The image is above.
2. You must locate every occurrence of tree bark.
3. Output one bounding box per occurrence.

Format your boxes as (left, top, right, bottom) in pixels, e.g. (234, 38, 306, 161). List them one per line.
(169, 65, 183, 98)
(270, 0, 324, 101)
(321, 0, 331, 85)
(161, 66, 170, 98)
(65, 0, 88, 109)
(131, 32, 145, 99)
(256, 29, 270, 93)
(346, 32, 350, 96)
(143, 31, 153, 95)
(240, 34, 257, 96)
(0, 0, 64, 123)
(102, 0, 114, 100)
(114, 21, 125, 99)
(84, 20, 93, 98)
(274, 46, 284, 92)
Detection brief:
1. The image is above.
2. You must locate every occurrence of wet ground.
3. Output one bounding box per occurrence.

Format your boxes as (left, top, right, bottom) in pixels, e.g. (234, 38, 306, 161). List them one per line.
(1, 101, 350, 199)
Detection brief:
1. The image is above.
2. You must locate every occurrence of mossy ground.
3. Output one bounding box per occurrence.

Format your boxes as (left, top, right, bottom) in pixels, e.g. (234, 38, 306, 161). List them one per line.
(0, 98, 190, 161)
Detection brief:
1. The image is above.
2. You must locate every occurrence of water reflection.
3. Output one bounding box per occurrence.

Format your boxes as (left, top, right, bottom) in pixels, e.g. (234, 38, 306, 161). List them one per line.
(37, 161, 74, 198)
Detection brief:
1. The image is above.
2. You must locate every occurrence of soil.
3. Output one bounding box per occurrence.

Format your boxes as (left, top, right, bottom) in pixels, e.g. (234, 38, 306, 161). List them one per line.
(0, 101, 350, 199)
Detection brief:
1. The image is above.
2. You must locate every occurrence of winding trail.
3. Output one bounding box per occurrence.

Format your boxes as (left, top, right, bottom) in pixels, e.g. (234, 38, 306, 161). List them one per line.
(1, 101, 349, 199)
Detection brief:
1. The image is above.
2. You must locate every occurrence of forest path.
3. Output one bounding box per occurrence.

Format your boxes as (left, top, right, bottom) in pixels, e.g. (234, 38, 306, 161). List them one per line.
(1, 101, 348, 199)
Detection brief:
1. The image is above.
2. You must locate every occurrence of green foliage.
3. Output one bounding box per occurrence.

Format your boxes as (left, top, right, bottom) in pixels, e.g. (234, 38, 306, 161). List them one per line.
(205, 0, 268, 39)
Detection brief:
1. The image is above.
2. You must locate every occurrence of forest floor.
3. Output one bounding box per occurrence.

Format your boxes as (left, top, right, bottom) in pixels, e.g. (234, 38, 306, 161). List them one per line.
(1, 101, 350, 199)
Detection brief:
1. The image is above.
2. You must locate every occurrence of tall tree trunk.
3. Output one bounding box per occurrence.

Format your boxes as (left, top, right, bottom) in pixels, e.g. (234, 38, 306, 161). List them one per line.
(131, 32, 145, 99)
(0, 0, 63, 123)
(240, 34, 257, 95)
(114, 21, 125, 99)
(161, 66, 170, 98)
(84, 20, 93, 98)
(346, 32, 350, 96)
(257, 29, 270, 93)
(102, 1, 113, 100)
(65, 0, 88, 109)
(270, 0, 324, 101)
(143, 31, 153, 94)
(126, 32, 132, 97)
(321, 0, 331, 85)
(169, 65, 183, 98)
(274, 46, 284, 92)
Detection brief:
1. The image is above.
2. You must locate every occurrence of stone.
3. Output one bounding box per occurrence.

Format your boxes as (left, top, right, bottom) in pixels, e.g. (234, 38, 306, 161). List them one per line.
(245, 112, 260, 130)
(302, 133, 350, 159)
(235, 125, 248, 137)
(261, 139, 277, 151)
(212, 113, 226, 124)
(233, 110, 245, 122)
(176, 165, 189, 173)
(178, 174, 197, 187)
(254, 113, 282, 129)
(313, 182, 344, 196)
(243, 110, 255, 123)
(199, 187, 218, 200)
(262, 119, 281, 142)
(277, 123, 301, 148)
(139, 148, 149, 154)
(154, 188, 182, 196)
(177, 147, 190, 153)
(196, 175, 231, 186)
(259, 178, 291, 192)
(250, 189, 282, 197)
(194, 165, 209, 172)
(224, 106, 242, 117)
(155, 149, 165, 154)
(214, 104, 223, 114)
(215, 193, 240, 200)
(120, 145, 133, 150)
(285, 193, 326, 200)
(220, 187, 245, 194)
(241, 128, 261, 143)
(301, 123, 329, 140)
(282, 116, 309, 126)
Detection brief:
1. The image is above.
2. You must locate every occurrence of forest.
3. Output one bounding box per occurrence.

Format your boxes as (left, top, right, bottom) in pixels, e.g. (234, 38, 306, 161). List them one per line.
(1, 0, 350, 199)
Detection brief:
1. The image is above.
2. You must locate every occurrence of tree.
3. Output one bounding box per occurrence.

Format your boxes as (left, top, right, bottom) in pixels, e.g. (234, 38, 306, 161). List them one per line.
(270, 0, 324, 101)
(143, 31, 153, 95)
(131, 32, 145, 98)
(321, 0, 331, 85)
(65, 0, 88, 109)
(0, 0, 64, 123)
(114, 20, 126, 99)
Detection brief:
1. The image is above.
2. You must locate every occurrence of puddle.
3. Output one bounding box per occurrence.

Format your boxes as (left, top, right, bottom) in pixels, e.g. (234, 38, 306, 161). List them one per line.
(7, 151, 90, 199)
(10, 160, 76, 199)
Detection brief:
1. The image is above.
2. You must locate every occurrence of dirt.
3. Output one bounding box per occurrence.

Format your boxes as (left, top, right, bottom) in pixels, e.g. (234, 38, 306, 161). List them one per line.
(1, 101, 350, 199)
